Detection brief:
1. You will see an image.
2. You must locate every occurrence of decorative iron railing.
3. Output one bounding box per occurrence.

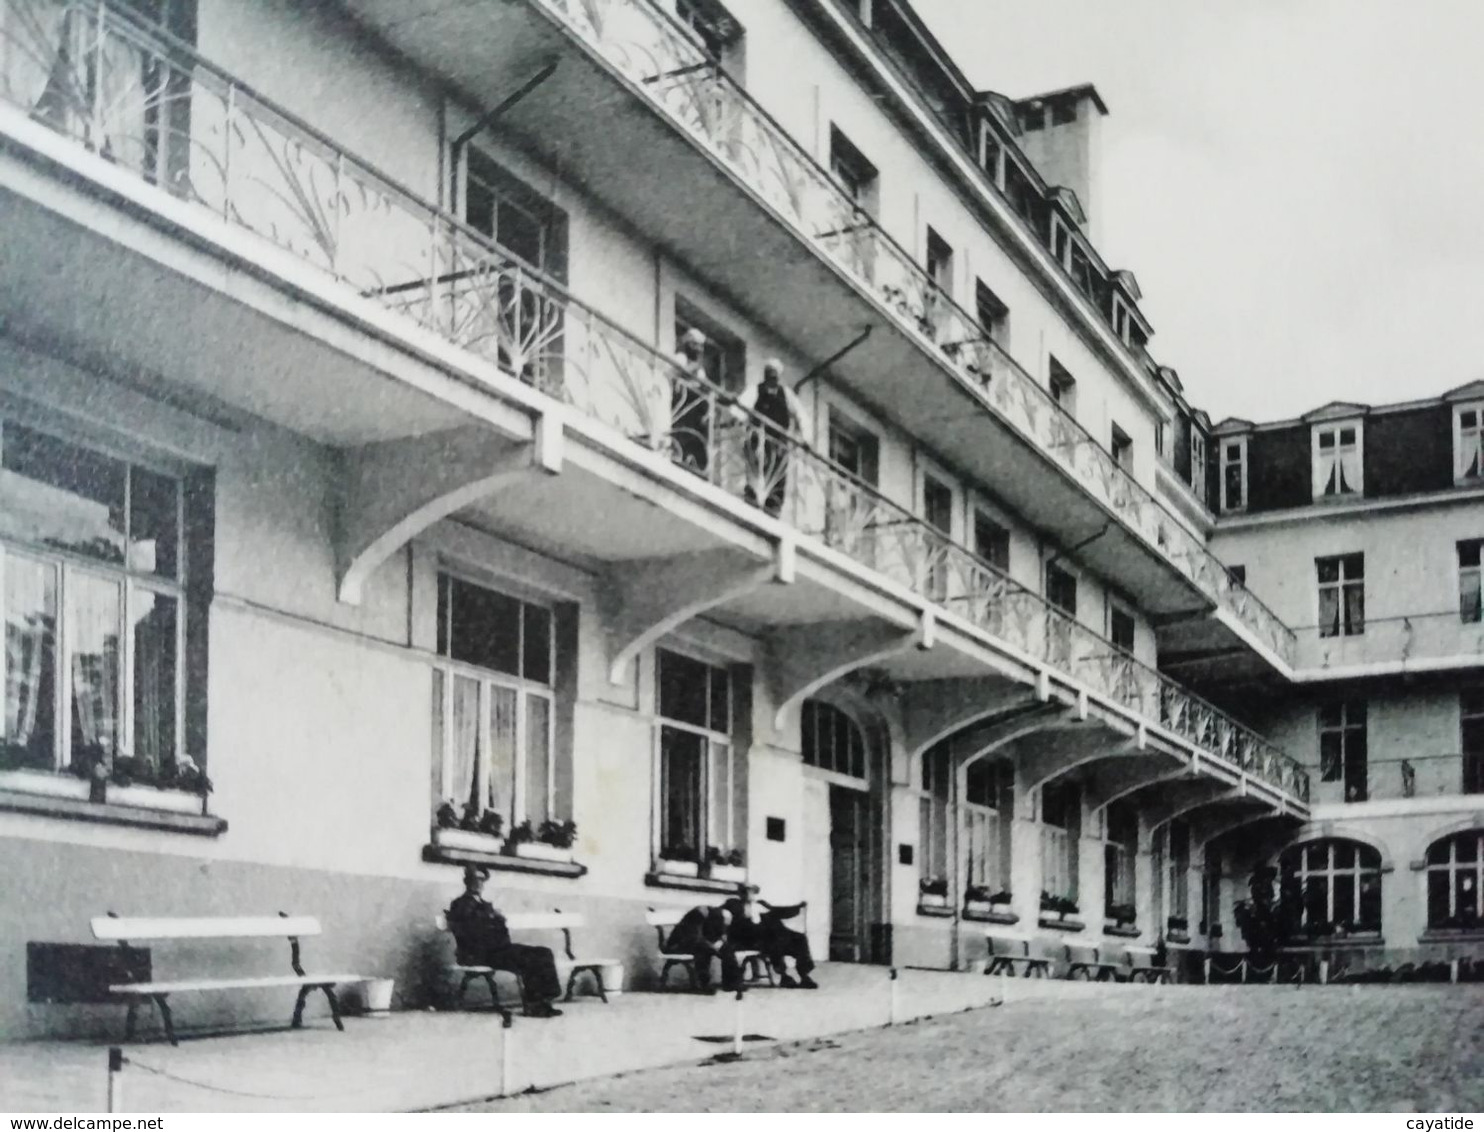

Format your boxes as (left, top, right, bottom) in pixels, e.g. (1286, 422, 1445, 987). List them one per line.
(525, 0, 1297, 667)
(1322, 754, 1484, 803)
(0, 0, 1308, 803)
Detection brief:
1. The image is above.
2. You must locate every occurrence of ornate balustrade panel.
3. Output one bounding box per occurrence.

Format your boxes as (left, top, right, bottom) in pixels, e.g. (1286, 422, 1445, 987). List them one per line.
(528, 0, 1297, 666)
(0, 0, 1307, 804)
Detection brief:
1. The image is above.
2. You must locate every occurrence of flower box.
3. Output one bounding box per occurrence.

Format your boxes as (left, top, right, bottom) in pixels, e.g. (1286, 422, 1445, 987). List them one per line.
(0, 769, 91, 801)
(514, 841, 574, 864)
(707, 864, 747, 885)
(918, 892, 948, 909)
(433, 828, 505, 854)
(107, 784, 205, 814)
(657, 858, 700, 878)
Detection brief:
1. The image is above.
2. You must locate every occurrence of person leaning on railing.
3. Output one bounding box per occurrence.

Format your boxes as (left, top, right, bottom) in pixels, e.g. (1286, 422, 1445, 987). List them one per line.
(732, 357, 812, 517)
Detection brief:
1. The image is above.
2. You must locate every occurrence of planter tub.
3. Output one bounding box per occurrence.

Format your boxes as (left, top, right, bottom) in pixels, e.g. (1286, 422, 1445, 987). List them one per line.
(0, 770, 91, 801)
(657, 858, 700, 878)
(708, 864, 747, 885)
(433, 828, 505, 854)
(514, 841, 574, 863)
(598, 962, 625, 998)
(918, 894, 948, 908)
(107, 784, 204, 813)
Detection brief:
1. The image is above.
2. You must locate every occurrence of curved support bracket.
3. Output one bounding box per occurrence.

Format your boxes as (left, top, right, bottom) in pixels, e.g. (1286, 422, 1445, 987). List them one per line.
(1140, 780, 1245, 850)
(946, 706, 1073, 779)
(1199, 810, 1302, 857)
(1091, 765, 1190, 817)
(901, 682, 1044, 762)
(336, 417, 562, 605)
(1085, 752, 1188, 816)
(1020, 731, 1141, 797)
(768, 611, 929, 731)
(603, 541, 793, 684)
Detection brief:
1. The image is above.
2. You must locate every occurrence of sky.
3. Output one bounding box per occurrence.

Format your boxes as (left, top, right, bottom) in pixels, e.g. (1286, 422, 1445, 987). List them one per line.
(912, 0, 1484, 423)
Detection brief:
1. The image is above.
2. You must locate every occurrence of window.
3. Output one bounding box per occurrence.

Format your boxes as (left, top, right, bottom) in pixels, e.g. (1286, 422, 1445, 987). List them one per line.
(1201, 846, 1222, 934)
(1454, 403, 1484, 484)
(1046, 562, 1077, 616)
(829, 126, 878, 215)
(1318, 701, 1368, 802)
(1312, 421, 1363, 500)
(1219, 437, 1247, 512)
(1227, 564, 1247, 586)
(1050, 215, 1072, 269)
(1190, 431, 1207, 493)
(0, 421, 192, 785)
(975, 280, 1009, 347)
(432, 574, 557, 831)
(924, 228, 954, 336)
(973, 511, 1010, 573)
(1426, 830, 1484, 930)
(1111, 297, 1133, 346)
(656, 649, 736, 863)
(919, 745, 951, 890)
(965, 757, 1013, 894)
(1316, 553, 1364, 638)
(1155, 421, 1169, 464)
(1109, 605, 1136, 653)
(1048, 357, 1076, 415)
(922, 474, 953, 601)
(674, 0, 744, 72)
(1110, 423, 1132, 470)
(978, 122, 1004, 188)
(1166, 820, 1190, 921)
(1040, 781, 1080, 904)
(828, 411, 879, 487)
(1280, 839, 1381, 935)
(1459, 691, 1484, 794)
(1460, 541, 1483, 624)
(463, 149, 562, 276)
(801, 699, 866, 781)
(1104, 800, 1138, 915)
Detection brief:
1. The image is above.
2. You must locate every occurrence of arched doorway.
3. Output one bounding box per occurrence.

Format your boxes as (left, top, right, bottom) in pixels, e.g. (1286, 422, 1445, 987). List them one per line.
(801, 696, 887, 962)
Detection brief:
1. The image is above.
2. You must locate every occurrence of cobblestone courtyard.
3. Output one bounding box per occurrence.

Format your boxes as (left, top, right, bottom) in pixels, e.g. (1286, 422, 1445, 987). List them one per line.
(458, 986, 1484, 1112)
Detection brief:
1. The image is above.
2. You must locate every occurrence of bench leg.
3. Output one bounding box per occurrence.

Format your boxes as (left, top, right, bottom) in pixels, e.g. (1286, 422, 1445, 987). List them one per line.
(153, 995, 177, 1047)
(483, 974, 499, 1008)
(124, 1001, 139, 1042)
(320, 985, 344, 1031)
(291, 986, 311, 1029)
(455, 972, 475, 1008)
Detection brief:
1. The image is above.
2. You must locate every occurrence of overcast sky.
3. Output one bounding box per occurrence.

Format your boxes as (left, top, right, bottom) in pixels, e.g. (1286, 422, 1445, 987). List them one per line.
(912, 0, 1484, 423)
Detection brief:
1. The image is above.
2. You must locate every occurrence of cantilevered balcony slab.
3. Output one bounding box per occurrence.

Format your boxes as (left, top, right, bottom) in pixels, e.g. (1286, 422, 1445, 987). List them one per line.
(337, 0, 1296, 673)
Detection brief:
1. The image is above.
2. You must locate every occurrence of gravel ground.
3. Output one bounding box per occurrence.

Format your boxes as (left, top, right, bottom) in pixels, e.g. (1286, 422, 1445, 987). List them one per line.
(453, 986, 1484, 1112)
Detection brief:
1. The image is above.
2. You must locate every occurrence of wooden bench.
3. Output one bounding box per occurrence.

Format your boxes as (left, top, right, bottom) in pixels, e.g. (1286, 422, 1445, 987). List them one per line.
(435, 909, 618, 1009)
(983, 933, 1052, 978)
(645, 907, 774, 991)
(1065, 942, 1123, 982)
(1125, 945, 1173, 984)
(91, 914, 366, 1046)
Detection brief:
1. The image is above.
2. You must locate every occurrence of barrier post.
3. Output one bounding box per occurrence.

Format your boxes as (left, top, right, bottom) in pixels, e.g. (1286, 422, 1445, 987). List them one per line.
(1319, 959, 1329, 985)
(732, 989, 745, 1058)
(498, 1012, 514, 1097)
(1203, 958, 1211, 984)
(888, 967, 899, 1026)
(106, 1047, 124, 1114)
(1451, 958, 1460, 984)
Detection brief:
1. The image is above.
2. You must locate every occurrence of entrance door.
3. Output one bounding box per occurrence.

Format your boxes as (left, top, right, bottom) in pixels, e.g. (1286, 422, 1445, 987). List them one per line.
(829, 785, 871, 961)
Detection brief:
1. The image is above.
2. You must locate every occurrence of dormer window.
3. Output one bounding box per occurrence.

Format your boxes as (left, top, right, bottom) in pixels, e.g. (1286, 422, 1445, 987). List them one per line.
(1190, 431, 1207, 493)
(1219, 436, 1248, 513)
(1454, 403, 1484, 483)
(1312, 422, 1362, 501)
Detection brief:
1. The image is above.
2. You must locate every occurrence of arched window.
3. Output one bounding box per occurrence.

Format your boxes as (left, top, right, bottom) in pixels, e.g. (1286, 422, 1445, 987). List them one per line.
(801, 700, 866, 781)
(1279, 839, 1382, 935)
(1426, 830, 1483, 930)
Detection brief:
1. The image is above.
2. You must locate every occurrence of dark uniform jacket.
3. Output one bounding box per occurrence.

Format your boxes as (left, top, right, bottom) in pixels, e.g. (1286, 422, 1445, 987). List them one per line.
(446, 892, 512, 964)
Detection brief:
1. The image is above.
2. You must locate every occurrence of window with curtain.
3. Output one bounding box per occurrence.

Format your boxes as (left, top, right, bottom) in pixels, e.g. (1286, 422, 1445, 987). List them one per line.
(1461, 691, 1484, 795)
(1425, 830, 1483, 930)
(1312, 422, 1362, 499)
(1454, 404, 1484, 484)
(1104, 800, 1138, 914)
(918, 743, 951, 889)
(431, 573, 556, 833)
(0, 421, 185, 783)
(1040, 781, 1080, 903)
(656, 649, 734, 864)
(1318, 700, 1368, 802)
(1166, 819, 1190, 920)
(1459, 541, 1483, 625)
(1280, 838, 1382, 935)
(964, 757, 1012, 894)
(1316, 553, 1364, 638)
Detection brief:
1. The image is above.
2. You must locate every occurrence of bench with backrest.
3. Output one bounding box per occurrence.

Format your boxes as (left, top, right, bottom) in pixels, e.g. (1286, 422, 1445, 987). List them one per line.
(435, 909, 618, 1009)
(1125, 945, 1173, 984)
(983, 933, 1052, 978)
(645, 907, 773, 990)
(1065, 942, 1123, 982)
(90, 914, 366, 1046)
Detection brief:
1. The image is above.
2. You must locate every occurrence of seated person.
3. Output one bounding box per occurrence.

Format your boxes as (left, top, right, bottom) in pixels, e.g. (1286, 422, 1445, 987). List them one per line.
(665, 903, 740, 994)
(445, 865, 564, 1018)
(724, 885, 817, 989)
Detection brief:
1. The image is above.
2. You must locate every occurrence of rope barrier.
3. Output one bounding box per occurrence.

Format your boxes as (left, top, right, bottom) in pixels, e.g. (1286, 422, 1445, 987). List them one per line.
(121, 1056, 334, 1102)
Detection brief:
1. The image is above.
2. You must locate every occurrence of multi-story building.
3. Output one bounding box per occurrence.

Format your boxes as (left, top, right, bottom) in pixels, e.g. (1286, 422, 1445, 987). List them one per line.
(0, 0, 1466, 1039)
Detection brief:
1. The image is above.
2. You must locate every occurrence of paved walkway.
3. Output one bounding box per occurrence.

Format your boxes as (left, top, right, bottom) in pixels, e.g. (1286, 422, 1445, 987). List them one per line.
(1, 965, 1112, 1112)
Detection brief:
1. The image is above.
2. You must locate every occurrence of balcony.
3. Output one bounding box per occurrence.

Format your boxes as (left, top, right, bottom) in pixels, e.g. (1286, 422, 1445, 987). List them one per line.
(0, 0, 1308, 810)
(1314, 754, 1484, 808)
(334, 0, 1297, 674)
(1291, 611, 1484, 680)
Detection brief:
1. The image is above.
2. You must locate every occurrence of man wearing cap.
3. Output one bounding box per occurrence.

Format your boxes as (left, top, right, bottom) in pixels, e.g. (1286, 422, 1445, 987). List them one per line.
(668, 327, 714, 473)
(445, 865, 564, 1017)
(723, 885, 818, 989)
(735, 358, 811, 516)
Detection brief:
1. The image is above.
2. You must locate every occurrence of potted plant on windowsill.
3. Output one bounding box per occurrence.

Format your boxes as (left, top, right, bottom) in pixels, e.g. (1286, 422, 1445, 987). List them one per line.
(705, 846, 747, 884)
(918, 877, 950, 910)
(432, 802, 505, 853)
(1040, 892, 1079, 923)
(1166, 915, 1190, 943)
(1105, 902, 1137, 931)
(509, 819, 577, 863)
(0, 742, 92, 800)
(106, 754, 211, 814)
(657, 845, 701, 877)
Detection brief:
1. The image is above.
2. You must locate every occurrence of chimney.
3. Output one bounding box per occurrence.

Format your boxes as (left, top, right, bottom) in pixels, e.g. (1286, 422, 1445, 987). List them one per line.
(1012, 84, 1107, 239)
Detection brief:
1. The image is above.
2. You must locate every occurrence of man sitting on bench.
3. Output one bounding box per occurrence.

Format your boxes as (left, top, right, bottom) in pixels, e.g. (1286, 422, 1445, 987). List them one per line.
(445, 866, 564, 1018)
(724, 886, 818, 989)
(667, 903, 742, 994)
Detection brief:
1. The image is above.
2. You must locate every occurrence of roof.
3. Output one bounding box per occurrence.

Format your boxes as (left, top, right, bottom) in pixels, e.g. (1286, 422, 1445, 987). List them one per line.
(1012, 83, 1109, 117)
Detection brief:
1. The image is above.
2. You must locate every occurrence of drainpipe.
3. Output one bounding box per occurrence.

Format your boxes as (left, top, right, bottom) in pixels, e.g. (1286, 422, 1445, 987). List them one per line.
(1044, 522, 1112, 572)
(451, 58, 560, 153)
(949, 746, 962, 971)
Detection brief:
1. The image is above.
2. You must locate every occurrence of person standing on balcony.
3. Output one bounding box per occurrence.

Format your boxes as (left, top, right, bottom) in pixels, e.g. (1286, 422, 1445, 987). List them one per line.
(735, 358, 810, 517)
(667, 327, 714, 473)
